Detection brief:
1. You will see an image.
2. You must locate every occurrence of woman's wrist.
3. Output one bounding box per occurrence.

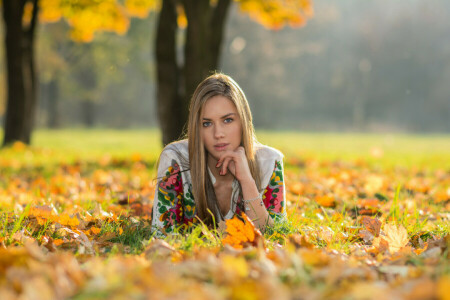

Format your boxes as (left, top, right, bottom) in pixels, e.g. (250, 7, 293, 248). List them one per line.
(239, 176, 256, 187)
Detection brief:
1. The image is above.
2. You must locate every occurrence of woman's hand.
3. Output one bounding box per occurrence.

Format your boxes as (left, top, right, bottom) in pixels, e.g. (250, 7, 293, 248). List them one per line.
(215, 146, 254, 184)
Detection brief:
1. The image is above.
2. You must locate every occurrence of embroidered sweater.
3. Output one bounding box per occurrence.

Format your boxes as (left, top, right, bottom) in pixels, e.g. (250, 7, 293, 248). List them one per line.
(151, 140, 286, 235)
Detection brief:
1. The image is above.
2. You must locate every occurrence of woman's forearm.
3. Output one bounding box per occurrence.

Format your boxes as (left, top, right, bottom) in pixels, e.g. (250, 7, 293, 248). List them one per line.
(239, 178, 274, 229)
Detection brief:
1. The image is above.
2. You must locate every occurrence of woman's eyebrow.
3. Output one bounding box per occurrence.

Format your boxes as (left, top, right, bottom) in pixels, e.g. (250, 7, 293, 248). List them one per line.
(202, 113, 236, 120)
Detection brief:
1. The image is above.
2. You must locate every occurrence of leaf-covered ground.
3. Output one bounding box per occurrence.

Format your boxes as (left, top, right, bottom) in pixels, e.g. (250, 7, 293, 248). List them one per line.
(0, 132, 449, 300)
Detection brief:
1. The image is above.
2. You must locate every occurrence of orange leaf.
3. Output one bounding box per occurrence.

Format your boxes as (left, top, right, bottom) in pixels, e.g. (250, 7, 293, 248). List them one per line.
(53, 239, 64, 246)
(289, 182, 303, 195)
(222, 213, 263, 249)
(36, 216, 47, 226)
(315, 194, 335, 207)
(90, 227, 101, 235)
(29, 205, 58, 220)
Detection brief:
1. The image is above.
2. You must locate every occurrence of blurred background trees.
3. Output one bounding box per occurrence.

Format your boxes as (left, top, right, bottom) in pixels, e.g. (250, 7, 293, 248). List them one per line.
(1, 0, 449, 147)
(1, 0, 312, 146)
(1, 0, 158, 146)
(155, 0, 312, 144)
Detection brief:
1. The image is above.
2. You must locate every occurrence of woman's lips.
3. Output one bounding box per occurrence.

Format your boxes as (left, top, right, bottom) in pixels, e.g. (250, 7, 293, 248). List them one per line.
(214, 143, 229, 151)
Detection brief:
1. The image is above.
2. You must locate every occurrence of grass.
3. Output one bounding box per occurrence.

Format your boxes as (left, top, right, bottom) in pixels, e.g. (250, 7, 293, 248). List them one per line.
(257, 131, 450, 170)
(1, 128, 449, 169)
(0, 129, 448, 248)
(0, 129, 449, 299)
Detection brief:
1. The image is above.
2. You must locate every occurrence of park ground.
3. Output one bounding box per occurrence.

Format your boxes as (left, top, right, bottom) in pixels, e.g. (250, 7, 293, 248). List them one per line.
(0, 130, 449, 299)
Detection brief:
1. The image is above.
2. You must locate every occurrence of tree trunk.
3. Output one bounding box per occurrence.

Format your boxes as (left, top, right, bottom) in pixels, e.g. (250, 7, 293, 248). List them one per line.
(81, 100, 95, 128)
(155, 0, 183, 145)
(47, 78, 60, 128)
(2, 0, 39, 146)
(74, 44, 98, 128)
(183, 0, 212, 110)
(155, 0, 232, 146)
(210, 0, 232, 68)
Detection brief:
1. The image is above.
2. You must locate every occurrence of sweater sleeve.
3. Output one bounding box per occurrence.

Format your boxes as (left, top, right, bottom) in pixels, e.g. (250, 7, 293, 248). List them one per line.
(151, 149, 196, 236)
(262, 159, 288, 222)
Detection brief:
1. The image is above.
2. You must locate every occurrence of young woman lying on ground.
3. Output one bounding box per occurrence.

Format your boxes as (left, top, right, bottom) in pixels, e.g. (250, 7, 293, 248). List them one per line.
(151, 73, 286, 236)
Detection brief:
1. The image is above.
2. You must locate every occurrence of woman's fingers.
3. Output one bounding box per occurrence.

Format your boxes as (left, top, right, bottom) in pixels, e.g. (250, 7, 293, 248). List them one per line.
(220, 156, 233, 175)
(216, 150, 236, 167)
(215, 148, 246, 177)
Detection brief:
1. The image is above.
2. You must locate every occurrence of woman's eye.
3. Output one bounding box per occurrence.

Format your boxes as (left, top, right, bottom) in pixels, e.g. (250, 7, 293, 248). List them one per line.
(202, 121, 212, 127)
(224, 118, 233, 124)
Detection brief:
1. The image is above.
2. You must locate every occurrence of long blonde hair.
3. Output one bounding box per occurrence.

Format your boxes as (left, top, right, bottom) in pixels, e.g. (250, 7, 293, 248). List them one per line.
(188, 73, 261, 225)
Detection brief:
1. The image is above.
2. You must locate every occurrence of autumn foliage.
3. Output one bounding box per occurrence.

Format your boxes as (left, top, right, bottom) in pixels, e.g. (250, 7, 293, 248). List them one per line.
(221, 212, 264, 249)
(36, 0, 313, 42)
(0, 139, 449, 299)
(38, 0, 159, 42)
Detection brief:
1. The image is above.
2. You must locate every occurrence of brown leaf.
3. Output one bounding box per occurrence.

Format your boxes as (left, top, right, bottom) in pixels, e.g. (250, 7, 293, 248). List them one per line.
(288, 234, 314, 249)
(372, 236, 389, 254)
(359, 229, 375, 244)
(361, 216, 381, 237)
(144, 239, 180, 261)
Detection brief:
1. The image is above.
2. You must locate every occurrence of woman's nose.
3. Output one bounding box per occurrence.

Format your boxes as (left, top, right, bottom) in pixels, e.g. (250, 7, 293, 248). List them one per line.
(214, 124, 225, 139)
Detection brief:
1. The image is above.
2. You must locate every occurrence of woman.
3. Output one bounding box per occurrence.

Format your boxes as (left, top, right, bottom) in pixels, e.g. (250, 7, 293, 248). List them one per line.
(152, 73, 286, 236)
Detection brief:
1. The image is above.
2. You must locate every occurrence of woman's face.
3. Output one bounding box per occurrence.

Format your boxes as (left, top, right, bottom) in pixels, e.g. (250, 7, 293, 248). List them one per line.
(200, 95, 242, 160)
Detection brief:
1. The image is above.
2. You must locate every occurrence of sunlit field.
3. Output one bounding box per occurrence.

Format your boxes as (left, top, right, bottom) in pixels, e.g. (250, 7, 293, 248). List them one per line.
(0, 129, 449, 299)
(1, 129, 449, 168)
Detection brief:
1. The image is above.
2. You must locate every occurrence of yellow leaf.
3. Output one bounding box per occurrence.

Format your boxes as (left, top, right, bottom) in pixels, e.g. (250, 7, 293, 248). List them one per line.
(299, 249, 329, 266)
(22, 1, 34, 26)
(383, 223, 409, 254)
(176, 4, 187, 29)
(125, 0, 159, 18)
(58, 214, 80, 227)
(364, 174, 384, 195)
(40, 0, 63, 23)
(438, 275, 450, 300)
(222, 255, 249, 278)
(238, 0, 313, 30)
(12, 141, 27, 152)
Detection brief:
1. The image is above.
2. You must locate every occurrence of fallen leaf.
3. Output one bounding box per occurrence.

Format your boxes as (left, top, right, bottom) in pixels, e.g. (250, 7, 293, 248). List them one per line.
(221, 213, 264, 249)
(288, 234, 314, 249)
(384, 223, 409, 254)
(315, 194, 335, 207)
(361, 216, 381, 237)
(437, 275, 450, 300)
(372, 236, 389, 254)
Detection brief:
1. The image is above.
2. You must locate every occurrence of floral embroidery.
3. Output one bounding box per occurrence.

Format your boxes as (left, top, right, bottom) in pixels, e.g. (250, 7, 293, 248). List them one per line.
(232, 161, 286, 222)
(156, 160, 197, 233)
(262, 161, 285, 222)
(152, 145, 286, 236)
